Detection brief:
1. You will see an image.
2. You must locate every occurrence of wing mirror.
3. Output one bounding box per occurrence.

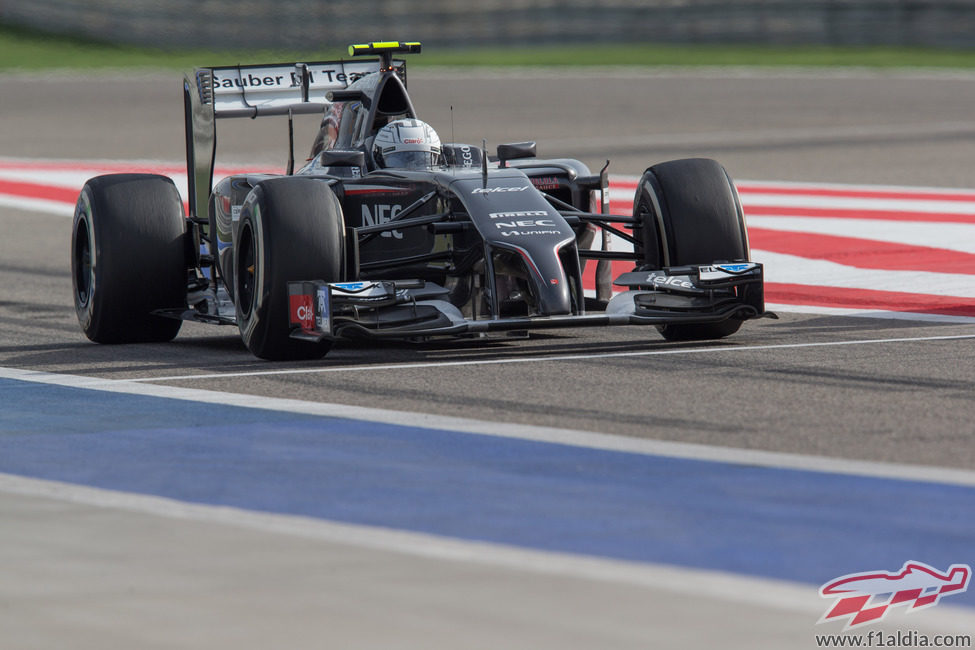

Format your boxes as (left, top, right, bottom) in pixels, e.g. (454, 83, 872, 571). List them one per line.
(497, 141, 537, 167)
(319, 150, 366, 177)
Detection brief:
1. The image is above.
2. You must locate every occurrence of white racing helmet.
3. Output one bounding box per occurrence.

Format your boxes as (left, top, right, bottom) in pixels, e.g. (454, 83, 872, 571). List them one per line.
(373, 119, 442, 169)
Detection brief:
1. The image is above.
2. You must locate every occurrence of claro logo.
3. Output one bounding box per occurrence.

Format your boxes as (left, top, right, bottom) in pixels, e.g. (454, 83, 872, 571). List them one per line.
(472, 186, 531, 194)
(289, 294, 314, 329)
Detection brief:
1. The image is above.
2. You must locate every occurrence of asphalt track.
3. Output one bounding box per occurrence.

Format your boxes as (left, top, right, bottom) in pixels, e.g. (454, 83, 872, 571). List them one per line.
(1, 68, 975, 648)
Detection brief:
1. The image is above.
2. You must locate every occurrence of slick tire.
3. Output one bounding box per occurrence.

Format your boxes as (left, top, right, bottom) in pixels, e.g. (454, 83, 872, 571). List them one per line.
(633, 158, 752, 341)
(234, 178, 345, 360)
(72, 174, 187, 343)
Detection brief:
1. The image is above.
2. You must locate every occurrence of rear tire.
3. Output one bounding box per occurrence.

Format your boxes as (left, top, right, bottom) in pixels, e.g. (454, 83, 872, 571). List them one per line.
(633, 158, 751, 341)
(72, 174, 187, 343)
(234, 178, 345, 360)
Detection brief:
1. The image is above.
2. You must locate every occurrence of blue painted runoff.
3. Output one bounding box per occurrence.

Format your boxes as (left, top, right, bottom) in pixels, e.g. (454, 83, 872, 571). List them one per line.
(1, 377, 973, 606)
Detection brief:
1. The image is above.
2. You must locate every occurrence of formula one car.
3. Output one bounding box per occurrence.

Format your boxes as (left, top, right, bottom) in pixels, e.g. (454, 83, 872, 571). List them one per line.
(71, 41, 765, 360)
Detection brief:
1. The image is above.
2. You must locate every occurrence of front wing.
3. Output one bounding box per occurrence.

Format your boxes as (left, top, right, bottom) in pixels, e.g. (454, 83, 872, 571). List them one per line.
(286, 262, 766, 342)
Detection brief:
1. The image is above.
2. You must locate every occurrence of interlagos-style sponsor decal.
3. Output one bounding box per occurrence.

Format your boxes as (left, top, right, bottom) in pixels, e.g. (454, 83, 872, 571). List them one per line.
(818, 561, 971, 629)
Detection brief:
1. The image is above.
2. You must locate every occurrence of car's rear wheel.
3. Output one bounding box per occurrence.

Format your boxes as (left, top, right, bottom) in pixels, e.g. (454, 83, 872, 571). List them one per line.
(234, 177, 345, 360)
(633, 158, 753, 341)
(72, 174, 187, 343)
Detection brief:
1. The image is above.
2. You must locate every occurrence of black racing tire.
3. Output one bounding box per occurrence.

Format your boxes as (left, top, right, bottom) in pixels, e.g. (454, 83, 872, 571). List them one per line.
(234, 177, 345, 360)
(633, 158, 752, 341)
(72, 174, 187, 343)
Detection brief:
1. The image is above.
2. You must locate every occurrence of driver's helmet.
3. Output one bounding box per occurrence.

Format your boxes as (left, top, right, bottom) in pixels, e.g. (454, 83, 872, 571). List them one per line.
(372, 119, 442, 169)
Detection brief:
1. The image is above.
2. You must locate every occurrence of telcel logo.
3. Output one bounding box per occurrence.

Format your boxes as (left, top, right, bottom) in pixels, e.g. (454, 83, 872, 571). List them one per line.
(650, 275, 695, 289)
(472, 186, 531, 194)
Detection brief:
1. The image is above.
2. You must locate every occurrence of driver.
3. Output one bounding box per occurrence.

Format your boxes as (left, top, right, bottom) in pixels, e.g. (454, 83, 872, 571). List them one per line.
(372, 119, 442, 169)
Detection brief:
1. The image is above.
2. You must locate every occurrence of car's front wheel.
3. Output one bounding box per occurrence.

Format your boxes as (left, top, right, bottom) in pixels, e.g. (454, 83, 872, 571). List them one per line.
(234, 177, 346, 360)
(633, 158, 757, 341)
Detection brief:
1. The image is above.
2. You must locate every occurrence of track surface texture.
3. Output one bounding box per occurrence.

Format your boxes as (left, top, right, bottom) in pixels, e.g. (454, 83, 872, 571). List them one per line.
(1, 67, 974, 649)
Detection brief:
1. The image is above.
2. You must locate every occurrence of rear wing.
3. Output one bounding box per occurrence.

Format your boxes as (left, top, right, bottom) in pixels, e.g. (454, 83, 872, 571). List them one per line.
(182, 58, 405, 219)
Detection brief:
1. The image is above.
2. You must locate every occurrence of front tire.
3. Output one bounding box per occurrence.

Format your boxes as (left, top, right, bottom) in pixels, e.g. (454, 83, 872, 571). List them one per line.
(72, 174, 187, 343)
(234, 178, 345, 360)
(633, 158, 752, 341)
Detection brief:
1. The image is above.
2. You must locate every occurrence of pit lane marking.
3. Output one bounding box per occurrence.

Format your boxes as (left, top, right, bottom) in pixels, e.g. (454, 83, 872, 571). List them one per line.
(110, 332, 975, 384)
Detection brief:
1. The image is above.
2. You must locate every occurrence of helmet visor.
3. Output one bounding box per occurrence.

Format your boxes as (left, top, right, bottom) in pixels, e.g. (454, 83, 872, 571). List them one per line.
(383, 150, 439, 169)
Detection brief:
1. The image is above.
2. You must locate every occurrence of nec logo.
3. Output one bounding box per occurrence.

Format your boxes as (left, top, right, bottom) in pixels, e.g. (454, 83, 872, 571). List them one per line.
(472, 186, 531, 194)
(361, 204, 404, 239)
(494, 219, 556, 229)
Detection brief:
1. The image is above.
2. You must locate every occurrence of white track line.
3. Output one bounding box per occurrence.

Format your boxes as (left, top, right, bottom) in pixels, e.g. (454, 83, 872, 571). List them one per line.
(4, 362, 975, 488)
(765, 303, 975, 324)
(90, 332, 975, 384)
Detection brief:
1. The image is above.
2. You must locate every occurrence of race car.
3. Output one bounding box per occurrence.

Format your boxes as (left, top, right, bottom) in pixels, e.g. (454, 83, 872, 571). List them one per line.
(71, 41, 766, 360)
